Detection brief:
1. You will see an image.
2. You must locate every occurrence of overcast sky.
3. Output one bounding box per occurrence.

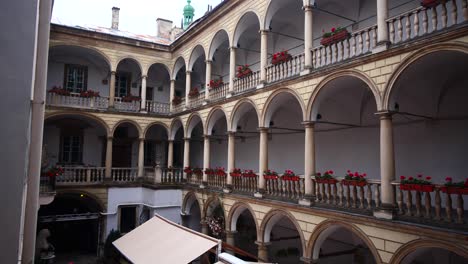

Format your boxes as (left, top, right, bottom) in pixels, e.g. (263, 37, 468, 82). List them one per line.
(52, 0, 223, 35)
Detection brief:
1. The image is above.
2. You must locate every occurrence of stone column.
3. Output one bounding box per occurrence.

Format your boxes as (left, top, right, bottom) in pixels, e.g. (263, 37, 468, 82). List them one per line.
(138, 138, 145, 178)
(304, 4, 314, 70)
(256, 241, 270, 262)
(167, 140, 174, 168)
(203, 135, 211, 186)
(376, 0, 389, 51)
(105, 136, 113, 179)
(201, 221, 209, 235)
(183, 137, 191, 172)
(257, 128, 268, 196)
(259, 30, 269, 85)
(140, 75, 147, 111)
(376, 112, 396, 219)
(226, 231, 237, 254)
(226, 132, 236, 190)
(109, 71, 116, 108)
(169, 79, 175, 112)
(302, 122, 316, 205)
(205, 60, 212, 102)
(185, 70, 192, 105)
(228, 46, 237, 95)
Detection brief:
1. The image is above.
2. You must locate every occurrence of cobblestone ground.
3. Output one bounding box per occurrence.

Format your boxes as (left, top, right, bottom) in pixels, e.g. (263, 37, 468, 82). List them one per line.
(54, 253, 99, 264)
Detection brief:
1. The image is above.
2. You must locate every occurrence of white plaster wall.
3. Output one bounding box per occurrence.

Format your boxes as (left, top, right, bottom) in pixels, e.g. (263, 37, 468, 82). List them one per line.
(106, 187, 182, 235)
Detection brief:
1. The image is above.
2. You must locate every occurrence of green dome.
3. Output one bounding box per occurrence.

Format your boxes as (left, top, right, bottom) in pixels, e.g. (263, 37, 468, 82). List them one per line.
(183, 0, 194, 14)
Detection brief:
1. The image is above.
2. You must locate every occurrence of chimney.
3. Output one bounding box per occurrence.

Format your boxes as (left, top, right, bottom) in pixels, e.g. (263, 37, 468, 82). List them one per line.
(111, 7, 120, 30)
(156, 18, 173, 39)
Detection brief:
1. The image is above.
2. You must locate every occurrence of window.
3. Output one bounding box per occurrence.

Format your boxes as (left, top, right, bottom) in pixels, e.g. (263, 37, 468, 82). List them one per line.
(64, 64, 88, 92)
(120, 206, 137, 233)
(60, 135, 83, 164)
(115, 72, 131, 97)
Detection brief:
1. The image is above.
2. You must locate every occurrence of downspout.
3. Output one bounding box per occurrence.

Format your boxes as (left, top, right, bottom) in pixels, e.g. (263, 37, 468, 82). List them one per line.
(21, 0, 52, 263)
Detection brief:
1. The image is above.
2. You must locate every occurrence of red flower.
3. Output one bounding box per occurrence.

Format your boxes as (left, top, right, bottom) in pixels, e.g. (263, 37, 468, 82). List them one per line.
(400, 176, 405, 180)
(331, 27, 336, 32)
(347, 170, 351, 173)
(328, 170, 334, 174)
(354, 172, 359, 177)
(317, 172, 321, 176)
(417, 174, 422, 178)
(362, 173, 367, 177)
(445, 176, 452, 182)
(408, 176, 414, 180)
(426, 176, 431, 180)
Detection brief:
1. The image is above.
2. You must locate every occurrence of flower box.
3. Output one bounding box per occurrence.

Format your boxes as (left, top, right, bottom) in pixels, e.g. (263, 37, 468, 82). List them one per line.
(236, 65, 252, 79)
(80, 90, 100, 98)
(271, 51, 292, 65)
(188, 88, 199, 98)
(441, 187, 468, 195)
(264, 175, 279, 180)
(48, 86, 70, 96)
(421, 0, 446, 8)
(321, 28, 350, 46)
(316, 178, 338, 184)
(230, 173, 242, 177)
(172, 96, 182, 105)
(400, 184, 434, 192)
(282, 175, 300, 182)
(342, 180, 367, 187)
(122, 95, 141, 102)
(242, 170, 257, 178)
(208, 79, 224, 89)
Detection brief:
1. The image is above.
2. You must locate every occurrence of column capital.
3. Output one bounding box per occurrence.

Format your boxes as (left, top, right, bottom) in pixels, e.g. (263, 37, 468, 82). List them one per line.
(227, 131, 236, 136)
(255, 241, 272, 247)
(183, 137, 191, 141)
(375, 111, 394, 119)
(186, 70, 192, 75)
(167, 139, 174, 143)
(258, 127, 269, 133)
(141, 75, 148, 79)
(107, 136, 114, 140)
(139, 137, 145, 142)
(205, 59, 212, 64)
(170, 79, 176, 83)
(303, 5, 314, 11)
(229, 46, 238, 50)
(204, 135, 211, 140)
(111, 71, 116, 75)
(302, 121, 316, 128)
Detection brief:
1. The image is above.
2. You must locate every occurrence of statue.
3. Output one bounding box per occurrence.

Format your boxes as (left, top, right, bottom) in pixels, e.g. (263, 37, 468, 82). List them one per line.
(36, 229, 55, 262)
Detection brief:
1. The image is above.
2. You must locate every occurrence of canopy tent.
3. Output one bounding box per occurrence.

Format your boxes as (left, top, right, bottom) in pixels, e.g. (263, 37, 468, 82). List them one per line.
(113, 214, 221, 264)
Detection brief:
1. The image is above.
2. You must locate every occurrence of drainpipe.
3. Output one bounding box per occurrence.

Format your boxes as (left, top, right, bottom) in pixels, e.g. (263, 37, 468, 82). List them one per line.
(22, 0, 53, 263)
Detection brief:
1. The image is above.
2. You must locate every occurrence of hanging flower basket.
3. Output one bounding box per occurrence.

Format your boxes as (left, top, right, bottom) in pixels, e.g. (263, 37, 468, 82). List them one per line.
(271, 50, 292, 65)
(236, 65, 252, 78)
(321, 27, 350, 46)
(242, 170, 257, 178)
(421, 0, 446, 8)
(208, 79, 224, 89)
(43, 166, 64, 178)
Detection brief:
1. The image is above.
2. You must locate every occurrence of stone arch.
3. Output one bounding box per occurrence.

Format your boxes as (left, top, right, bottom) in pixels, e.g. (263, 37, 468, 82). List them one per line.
(230, 98, 261, 133)
(203, 196, 226, 220)
(182, 191, 203, 216)
(55, 189, 105, 213)
(306, 220, 382, 263)
(170, 117, 185, 140)
(115, 56, 143, 74)
(263, 0, 303, 31)
(382, 42, 468, 111)
(143, 121, 170, 138)
(188, 44, 207, 70)
(232, 10, 262, 47)
(389, 239, 468, 264)
(44, 111, 110, 136)
(111, 119, 143, 138)
(259, 209, 306, 254)
(146, 62, 171, 77)
(306, 69, 381, 121)
(226, 202, 259, 235)
(261, 88, 307, 127)
(172, 56, 187, 79)
(49, 44, 112, 70)
(205, 106, 229, 135)
(185, 112, 205, 137)
(208, 29, 231, 60)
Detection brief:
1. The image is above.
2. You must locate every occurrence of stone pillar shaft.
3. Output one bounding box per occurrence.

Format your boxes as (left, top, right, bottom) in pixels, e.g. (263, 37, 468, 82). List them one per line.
(183, 138, 190, 169)
(304, 5, 314, 69)
(167, 140, 174, 167)
(185, 71, 191, 104)
(227, 132, 236, 185)
(380, 113, 395, 207)
(258, 128, 268, 191)
(205, 60, 212, 101)
(169, 79, 175, 112)
(140, 75, 147, 111)
(105, 137, 113, 178)
(304, 122, 316, 198)
(203, 135, 211, 183)
(260, 30, 269, 83)
(109, 71, 116, 107)
(138, 138, 145, 177)
(377, 0, 389, 44)
(229, 47, 236, 93)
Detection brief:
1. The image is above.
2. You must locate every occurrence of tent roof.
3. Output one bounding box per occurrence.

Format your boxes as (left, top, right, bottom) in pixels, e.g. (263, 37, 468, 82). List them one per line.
(113, 214, 220, 264)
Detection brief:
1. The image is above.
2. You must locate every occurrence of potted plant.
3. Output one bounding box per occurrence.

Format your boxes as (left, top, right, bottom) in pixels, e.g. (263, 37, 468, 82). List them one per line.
(230, 168, 242, 177)
(421, 0, 446, 8)
(441, 177, 468, 195)
(172, 96, 182, 105)
(342, 170, 367, 187)
(208, 79, 224, 89)
(282, 169, 300, 182)
(315, 170, 338, 184)
(264, 170, 279, 180)
(193, 167, 203, 177)
(321, 27, 350, 46)
(399, 175, 434, 192)
(236, 65, 252, 78)
(122, 94, 141, 102)
(79, 90, 100, 98)
(271, 50, 292, 65)
(188, 87, 199, 98)
(48, 86, 70, 96)
(242, 169, 257, 178)
(215, 167, 227, 177)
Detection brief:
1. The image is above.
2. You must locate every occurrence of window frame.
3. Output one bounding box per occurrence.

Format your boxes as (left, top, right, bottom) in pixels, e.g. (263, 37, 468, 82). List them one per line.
(63, 64, 88, 93)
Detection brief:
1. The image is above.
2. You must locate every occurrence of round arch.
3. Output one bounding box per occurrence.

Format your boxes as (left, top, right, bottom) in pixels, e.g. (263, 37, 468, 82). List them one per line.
(382, 42, 468, 111)
(181, 191, 202, 216)
(170, 117, 185, 140)
(44, 112, 110, 136)
(226, 202, 259, 235)
(259, 209, 306, 253)
(146, 62, 172, 77)
(205, 107, 229, 135)
(188, 44, 207, 70)
(263, 0, 303, 31)
(203, 196, 226, 220)
(232, 10, 262, 47)
(111, 119, 143, 138)
(305, 220, 382, 263)
(116, 56, 143, 74)
(54, 189, 105, 213)
(208, 29, 231, 60)
(49, 44, 112, 70)
(172, 56, 187, 79)
(306, 70, 381, 121)
(390, 239, 468, 264)
(261, 88, 307, 127)
(230, 99, 261, 133)
(143, 121, 170, 138)
(185, 112, 205, 137)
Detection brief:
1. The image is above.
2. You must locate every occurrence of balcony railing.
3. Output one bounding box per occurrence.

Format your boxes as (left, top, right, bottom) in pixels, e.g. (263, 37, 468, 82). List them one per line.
(56, 166, 105, 185)
(161, 167, 183, 184)
(46, 93, 109, 109)
(146, 100, 170, 115)
(172, 97, 185, 113)
(114, 98, 140, 112)
(188, 91, 205, 109)
(112, 167, 138, 182)
(266, 53, 305, 83)
(40, 176, 56, 194)
(209, 82, 229, 102)
(233, 70, 260, 95)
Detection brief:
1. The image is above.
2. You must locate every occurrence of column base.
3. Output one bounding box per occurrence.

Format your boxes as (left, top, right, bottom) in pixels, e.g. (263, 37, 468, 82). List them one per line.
(226, 92, 233, 98)
(373, 204, 397, 220)
(299, 197, 314, 207)
(139, 110, 147, 114)
(223, 185, 233, 193)
(300, 68, 312, 76)
(202, 100, 209, 106)
(256, 83, 265, 89)
(254, 189, 265, 198)
(373, 41, 390, 54)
